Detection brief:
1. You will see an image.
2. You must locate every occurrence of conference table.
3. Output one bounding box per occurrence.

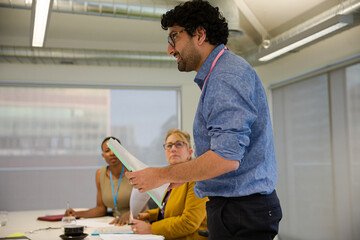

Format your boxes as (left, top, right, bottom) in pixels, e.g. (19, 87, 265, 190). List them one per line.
(0, 209, 279, 240)
(0, 209, 139, 240)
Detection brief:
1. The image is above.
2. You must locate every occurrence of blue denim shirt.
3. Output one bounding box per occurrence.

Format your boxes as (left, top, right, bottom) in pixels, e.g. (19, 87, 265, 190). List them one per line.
(193, 44, 277, 198)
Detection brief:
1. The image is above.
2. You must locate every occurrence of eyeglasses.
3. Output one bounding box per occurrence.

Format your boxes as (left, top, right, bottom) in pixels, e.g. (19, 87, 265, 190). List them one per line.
(163, 141, 186, 150)
(168, 30, 184, 48)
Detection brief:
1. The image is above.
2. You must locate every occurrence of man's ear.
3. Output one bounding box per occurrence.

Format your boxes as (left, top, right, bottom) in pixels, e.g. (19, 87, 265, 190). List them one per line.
(195, 26, 207, 45)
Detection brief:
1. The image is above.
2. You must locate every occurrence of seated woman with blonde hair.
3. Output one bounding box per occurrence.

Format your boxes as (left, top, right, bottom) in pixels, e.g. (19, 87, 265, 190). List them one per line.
(130, 129, 208, 240)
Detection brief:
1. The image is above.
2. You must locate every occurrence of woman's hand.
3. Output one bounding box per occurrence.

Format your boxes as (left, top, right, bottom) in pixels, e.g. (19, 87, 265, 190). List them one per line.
(137, 212, 150, 221)
(130, 219, 152, 234)
(64, 208, 76, 217)
(109, 211, 130, 226)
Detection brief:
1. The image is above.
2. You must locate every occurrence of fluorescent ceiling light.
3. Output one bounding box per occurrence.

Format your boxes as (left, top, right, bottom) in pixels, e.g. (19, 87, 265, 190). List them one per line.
(259, 14, 353, 62)
(30, 0, 53, 47)
(339, 2, 360, 14)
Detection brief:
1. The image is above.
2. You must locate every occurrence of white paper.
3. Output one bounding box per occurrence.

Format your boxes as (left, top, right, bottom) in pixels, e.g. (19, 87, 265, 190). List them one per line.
(100, 234, 164, 240)
(76, 217, 115, 228)
(130, 188, 150, 218)
(92, 225, 133, 234)
(107, 139, 169, 208)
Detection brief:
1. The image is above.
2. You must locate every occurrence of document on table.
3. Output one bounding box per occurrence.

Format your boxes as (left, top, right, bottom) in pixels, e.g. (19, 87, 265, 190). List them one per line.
(92, 225, 132, 235)
(107, 139, 168, 209)
(100, 234, 164, 240)
(76, 217, 115, 228)
(76, 217, 133, 235)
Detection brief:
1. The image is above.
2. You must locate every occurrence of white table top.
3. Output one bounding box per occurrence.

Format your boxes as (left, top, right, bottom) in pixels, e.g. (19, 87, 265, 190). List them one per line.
(0, 209, 116, 240)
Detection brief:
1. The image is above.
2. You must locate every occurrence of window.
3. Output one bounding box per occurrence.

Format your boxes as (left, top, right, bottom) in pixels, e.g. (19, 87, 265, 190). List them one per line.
(345, 63, 360, 238)
(271, 62, 360, 240)
(0, 86, 180, 211)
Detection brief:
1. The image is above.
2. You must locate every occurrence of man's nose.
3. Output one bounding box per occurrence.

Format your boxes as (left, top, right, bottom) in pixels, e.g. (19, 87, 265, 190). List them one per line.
(167, 44, 175, 55)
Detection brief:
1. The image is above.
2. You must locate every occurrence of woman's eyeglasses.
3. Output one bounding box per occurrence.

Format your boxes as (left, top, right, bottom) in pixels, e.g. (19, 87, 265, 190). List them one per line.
(163, 141, 186, 150)
(168, 30, 184, 48)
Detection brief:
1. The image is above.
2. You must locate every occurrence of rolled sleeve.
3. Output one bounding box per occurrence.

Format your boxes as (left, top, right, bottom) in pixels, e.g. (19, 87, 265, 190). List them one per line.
(205, 72, 257, 161)
(210, 131, 246, 160)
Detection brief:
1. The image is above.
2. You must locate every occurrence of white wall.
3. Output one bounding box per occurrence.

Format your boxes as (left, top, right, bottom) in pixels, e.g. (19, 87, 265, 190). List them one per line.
(254, 24, 360, 91)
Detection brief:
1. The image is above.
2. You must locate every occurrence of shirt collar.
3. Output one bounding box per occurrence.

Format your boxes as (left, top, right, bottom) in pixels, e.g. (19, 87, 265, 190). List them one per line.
(194, 44, 225, 89)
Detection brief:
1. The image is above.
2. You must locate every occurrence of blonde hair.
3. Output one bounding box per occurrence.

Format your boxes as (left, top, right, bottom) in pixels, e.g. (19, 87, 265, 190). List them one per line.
(165, 129, 192, 149)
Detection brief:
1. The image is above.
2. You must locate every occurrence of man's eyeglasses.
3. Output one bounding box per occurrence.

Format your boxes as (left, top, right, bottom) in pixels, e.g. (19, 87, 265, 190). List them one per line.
(163, 141, 186, 150)
(168, 30, 184, 48)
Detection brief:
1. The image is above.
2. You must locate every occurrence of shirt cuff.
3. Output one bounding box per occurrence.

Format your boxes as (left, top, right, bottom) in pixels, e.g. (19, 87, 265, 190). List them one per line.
(210, 132, 247, 161)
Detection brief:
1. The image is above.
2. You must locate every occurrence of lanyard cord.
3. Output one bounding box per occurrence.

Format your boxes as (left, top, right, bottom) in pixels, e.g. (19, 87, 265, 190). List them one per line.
(160, 189, 172, 218)
(110, 166, 125, 211)
(201, 46, 227, 93)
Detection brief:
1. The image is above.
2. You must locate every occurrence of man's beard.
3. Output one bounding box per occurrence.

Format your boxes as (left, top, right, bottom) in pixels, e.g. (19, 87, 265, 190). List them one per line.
(177, 58, 189, 72)
(176, 43, 201, 72)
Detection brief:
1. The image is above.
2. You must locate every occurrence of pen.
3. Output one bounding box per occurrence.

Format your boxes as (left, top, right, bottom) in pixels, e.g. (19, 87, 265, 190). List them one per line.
(66, 201, 72, 216)
(127, 223, 135, 225)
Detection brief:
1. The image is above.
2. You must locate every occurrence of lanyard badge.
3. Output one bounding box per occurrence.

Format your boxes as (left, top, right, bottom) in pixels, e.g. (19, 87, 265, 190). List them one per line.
(110, 166, 125, 216)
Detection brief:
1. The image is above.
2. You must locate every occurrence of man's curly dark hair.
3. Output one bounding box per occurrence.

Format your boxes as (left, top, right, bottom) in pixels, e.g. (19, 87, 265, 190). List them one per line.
(161, 0, 229, 46)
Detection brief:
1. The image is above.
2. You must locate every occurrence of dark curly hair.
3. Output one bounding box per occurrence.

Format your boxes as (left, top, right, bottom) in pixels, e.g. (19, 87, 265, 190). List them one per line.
(161, 0, 229, 45)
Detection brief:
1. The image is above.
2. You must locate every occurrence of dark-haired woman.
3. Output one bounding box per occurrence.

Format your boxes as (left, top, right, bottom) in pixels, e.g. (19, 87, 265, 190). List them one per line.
(65, 137, 132, 225)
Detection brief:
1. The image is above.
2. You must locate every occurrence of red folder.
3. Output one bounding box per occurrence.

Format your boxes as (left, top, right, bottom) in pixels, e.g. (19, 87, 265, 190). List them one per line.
(37, 214, 64, 221)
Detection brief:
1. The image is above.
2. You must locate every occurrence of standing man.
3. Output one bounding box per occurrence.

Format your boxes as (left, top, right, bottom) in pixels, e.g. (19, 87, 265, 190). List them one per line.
(126, 0, 282, 239)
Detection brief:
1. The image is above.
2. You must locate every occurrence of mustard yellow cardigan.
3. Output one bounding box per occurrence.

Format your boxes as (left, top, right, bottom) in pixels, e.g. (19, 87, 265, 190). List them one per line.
(147, 181, 208, 240)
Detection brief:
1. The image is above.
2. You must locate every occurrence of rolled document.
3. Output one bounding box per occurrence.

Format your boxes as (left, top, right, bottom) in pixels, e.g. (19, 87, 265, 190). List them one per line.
(107, 138, 168, 209)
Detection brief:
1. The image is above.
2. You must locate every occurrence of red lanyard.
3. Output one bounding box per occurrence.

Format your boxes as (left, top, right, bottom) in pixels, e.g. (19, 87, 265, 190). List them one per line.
(201, 46, 227, 92)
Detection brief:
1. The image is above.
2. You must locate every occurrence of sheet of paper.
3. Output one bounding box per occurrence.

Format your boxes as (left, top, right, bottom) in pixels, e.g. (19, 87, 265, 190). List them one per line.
(76, 217, 115, 228)
(100, 234, 164, 240)
(107, 139, 168, 208)
(92, 225, 132, 235)
(130, 188, 150, 218)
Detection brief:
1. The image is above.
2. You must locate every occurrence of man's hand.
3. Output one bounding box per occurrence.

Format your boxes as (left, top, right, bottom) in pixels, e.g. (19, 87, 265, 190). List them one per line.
(125, 167, 165, 193)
